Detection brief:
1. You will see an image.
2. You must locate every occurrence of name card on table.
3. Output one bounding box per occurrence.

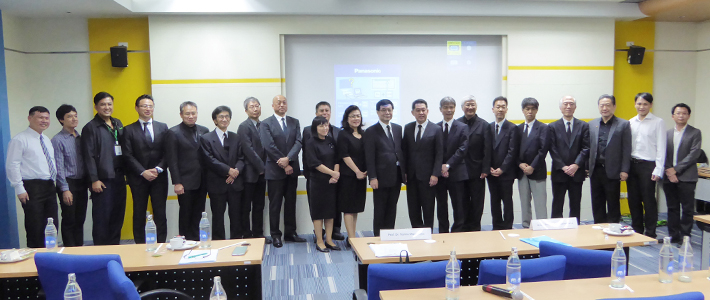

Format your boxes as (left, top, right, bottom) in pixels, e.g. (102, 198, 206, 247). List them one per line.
(380, 228, 432, 241)
(531, 218, 578, 231)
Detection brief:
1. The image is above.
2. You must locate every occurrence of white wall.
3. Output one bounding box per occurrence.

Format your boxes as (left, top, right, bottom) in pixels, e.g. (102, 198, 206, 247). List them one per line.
(696, 21, 710, 139)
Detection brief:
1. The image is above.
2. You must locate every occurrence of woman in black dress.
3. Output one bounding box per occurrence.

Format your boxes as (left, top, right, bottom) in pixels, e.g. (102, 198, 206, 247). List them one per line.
(305, 116, 341, 252)
(337, 105, 367, 246)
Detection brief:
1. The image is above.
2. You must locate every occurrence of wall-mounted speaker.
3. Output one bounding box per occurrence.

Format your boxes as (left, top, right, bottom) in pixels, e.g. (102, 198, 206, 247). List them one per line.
(627, 45, 645, 65)
(110, 46, 128, 67)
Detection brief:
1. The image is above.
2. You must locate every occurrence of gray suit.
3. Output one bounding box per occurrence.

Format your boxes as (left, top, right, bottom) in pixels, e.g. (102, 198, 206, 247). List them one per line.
(588, 116, 631, 223)
(663, 125, 702, 242)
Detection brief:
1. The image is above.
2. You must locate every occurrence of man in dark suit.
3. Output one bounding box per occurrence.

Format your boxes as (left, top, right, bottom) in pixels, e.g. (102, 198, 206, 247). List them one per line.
(436, 97, 469, 233)
(260, 95, 305, 248)
(549, 96, 589, 223)
(123, 94, 169, 244)
(402, 99, 443, 229)
(200, 106, 245, 240)
(588, 94, 631, 224)
(364, 99, 407, 236)
(488, 96, 519, 230)
(166, 101, 209, 241)
(81, 92, 126, 245)
(237, 97, 271, 244)
(664, 103, 702, 244)
(457, 96, 491, 231)
(516, 97, 550, 228)
(302, 101, 343, 241)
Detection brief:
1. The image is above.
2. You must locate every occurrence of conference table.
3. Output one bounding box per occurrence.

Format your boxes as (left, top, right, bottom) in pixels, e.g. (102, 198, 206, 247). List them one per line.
(350, 225, 657, 288)
(694, 215, 710, 271)
(379, 271, 710, 299)
(0, 238, 264, 299)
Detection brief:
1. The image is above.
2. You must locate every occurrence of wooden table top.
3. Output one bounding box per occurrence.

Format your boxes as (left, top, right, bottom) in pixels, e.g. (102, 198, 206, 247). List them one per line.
(0, 238, 264, 278)
(698, 167, 710, 179)
(380, 271, 710, 300)
(694, 215, 710, 224)
(351, 225, 657, 264)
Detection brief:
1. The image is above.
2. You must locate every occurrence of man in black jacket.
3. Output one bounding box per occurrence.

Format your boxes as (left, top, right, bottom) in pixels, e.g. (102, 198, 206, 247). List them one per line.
(488, 96, 519, 230)
(516, 97, 550, 228)
(435, 97, 468, 233)
(457, 96, 491, 231)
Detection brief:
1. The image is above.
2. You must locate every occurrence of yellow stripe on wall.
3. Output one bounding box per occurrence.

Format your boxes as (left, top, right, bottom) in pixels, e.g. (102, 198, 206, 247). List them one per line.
(152, 78, 285, 84)
(508, 66, 613, 71)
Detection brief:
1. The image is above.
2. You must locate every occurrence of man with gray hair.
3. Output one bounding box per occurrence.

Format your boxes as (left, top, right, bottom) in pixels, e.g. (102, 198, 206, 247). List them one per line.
(435, 97, 469, 233)
(457, 95, 491, 231)
(516, 97, 550, 228)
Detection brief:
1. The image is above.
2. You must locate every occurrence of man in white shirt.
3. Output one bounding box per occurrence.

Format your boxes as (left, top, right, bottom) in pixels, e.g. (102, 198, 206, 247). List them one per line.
(628, 92, 667, 239)
(6, 106, 59, 248)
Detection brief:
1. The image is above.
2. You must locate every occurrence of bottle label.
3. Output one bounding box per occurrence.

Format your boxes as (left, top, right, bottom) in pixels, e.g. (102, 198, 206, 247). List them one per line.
(666, 262, 673, 274)
(508, 271, 521, 285)
(615, 265, 626, 278)
(446, 274, 460, 289)
(679, 256, 691, 270)
(200, 230, 209, 241)
(45, 236, 56, 248)
(146, 232, 157, 244)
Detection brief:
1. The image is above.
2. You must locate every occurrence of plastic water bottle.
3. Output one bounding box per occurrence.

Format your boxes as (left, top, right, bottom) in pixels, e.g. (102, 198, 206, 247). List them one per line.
(63, 273, 82, 300)
(199, 212, 211, 249)
(445, 248, 460, 300)
(610, 240, 626, 288)
(506, 247, 521, 291)
(45, 218, 57, 251)
(145, 212, 157, 251)
(209, 276, 227, 300)
(659, 236, 673, 283)
(678, 236, 693, 282)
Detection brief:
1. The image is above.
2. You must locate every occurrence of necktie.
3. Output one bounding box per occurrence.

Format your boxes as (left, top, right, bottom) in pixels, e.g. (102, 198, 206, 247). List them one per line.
(281, 117, 288, 135)
(416, 125, 423, 143)
(566, 121, 573, 142)
(40, 136, 56, 180)
(443, 123, 449, 153)
(496, 124, 500, 136)
(256, 122, 261, 130)
(223, 133, 230, 151)
(143, 122, 153, 145)
(192, 126, 198, 143)
(524, 124, 529, 137)
(386, 125, 395, 147)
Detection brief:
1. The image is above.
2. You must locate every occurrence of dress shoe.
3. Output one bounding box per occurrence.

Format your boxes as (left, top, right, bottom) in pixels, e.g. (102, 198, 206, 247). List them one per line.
(345, 237, 351, 248)
(325, 242, 341, 251)
(315, 244, 330, 253)
(254, 235, 272, 244)
(331, 232, 345, 241)
(284, 234, 306, 243)
(273, 237, 283, 248)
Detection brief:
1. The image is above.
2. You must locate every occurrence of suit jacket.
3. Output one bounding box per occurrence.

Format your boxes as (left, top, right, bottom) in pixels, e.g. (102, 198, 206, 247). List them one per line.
(457, 115, 492, 179)
(588, 116, 632, 179)
(490, 120, 519, 181)
(259, 115, 302, 180)
(665, 125, 702, 183)
(237, 119, 266, 183)
(302, 125, 340, 179)
(200, 130, 245, 193)
(437, 120, 469, 182)
(81, 114, 125, 182)
(516, 120, 550, 180)
(364, 122, 406, 187)
(166, 122, 209, 190)
(122, 120, 169, 187)
(549, 118, 590, 183)
(402, 121, 444, 181)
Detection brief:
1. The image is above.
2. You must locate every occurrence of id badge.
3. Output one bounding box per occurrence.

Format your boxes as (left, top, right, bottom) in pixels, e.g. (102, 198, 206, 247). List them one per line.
(115, 145, 123, 156)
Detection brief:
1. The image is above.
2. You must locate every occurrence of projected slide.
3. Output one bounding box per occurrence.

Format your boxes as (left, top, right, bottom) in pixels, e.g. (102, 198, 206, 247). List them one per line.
(334, 64, 400, 127)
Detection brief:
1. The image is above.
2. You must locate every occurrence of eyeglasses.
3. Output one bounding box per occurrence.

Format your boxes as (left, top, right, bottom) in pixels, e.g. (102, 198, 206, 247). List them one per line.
(348, 114, 361, 119)
(673, 112, 689, 116)
(378, 109, 393, 113)
(139, 105, 154, 109)
(216, 115, 231, 120)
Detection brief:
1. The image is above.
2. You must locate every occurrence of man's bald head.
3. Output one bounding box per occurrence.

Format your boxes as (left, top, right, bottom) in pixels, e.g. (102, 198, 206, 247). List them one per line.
(272, 95, 288, 116)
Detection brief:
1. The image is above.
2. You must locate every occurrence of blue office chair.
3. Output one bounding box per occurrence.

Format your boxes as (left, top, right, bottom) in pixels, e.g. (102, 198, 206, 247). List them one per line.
(477, 255, 566, 285)
(539, 241, 612, 280)
(598, 292, 704, 300)
(352, 260, 449, 300)
(107, 260, 192, 300)
(34, 252, 122, 300)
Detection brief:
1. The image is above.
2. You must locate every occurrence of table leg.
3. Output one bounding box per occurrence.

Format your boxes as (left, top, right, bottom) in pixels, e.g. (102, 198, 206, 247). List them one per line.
(624, 247, 630, 275)
(702, 230, 709, 271)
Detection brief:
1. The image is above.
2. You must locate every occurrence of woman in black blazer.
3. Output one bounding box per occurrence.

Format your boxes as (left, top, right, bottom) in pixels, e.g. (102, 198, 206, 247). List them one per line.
(337, 105, 367, 247)
(305, 116, 341, 252)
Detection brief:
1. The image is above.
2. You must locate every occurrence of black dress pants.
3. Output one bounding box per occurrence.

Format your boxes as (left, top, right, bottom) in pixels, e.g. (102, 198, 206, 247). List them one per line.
(487, 176, 514, 230)
(406, 178, 437, 229)
(551, 180, 583, 224)
(664, 181, 696, 242)
(464, 176, 486, 231)
(91, 175, 126, 245)
(209, 188, 243, 240)
(177, 188, 207, 241)
(435, 177, 466, 233)
(242, 175, 266, 237)
(590, 165, 621, 224)
(130, 174, 168, 243)
(268, 176, 298, 238)
(56, 178, 88, 247)
(22, 179, 58, 248)
(627, 159, 658, 238)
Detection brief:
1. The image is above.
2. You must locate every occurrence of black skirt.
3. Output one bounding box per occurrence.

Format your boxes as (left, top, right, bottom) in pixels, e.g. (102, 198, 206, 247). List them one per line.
(337, 175, 367, 213)
(308, 176, 337, 220)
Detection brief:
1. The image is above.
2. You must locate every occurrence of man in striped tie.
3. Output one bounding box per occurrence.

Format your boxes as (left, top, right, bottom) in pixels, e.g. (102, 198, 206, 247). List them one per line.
(6, 106, 59, 248)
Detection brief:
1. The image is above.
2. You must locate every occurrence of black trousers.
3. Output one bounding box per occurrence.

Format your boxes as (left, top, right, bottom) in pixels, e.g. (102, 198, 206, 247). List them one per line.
(209, 188, 243, 240)
(91, 175, 126, 245)
(435, 177, 466, 233)
(130, 174, 168, 243)
(487, 176, 514, 230)
(243, 175, 266, 237)
(21, 180, 58, 248)
(627, 159, 658, 238)
(56, 178, 88, 247)
(551, 180, 583, 224)
(306, 177, 343, 233)
(373, 184, 401, 237)
(664, 181, 696, 242)
(464, 176, 486, 231)
(268, 177, 298, 238)
(590, 165, 621, 224)
(406, 178, 437, 229)
(177, 188, 207, 241)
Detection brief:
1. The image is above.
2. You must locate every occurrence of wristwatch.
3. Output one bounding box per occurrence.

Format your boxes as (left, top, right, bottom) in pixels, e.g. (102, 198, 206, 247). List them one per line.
(445, 164, 450, 169)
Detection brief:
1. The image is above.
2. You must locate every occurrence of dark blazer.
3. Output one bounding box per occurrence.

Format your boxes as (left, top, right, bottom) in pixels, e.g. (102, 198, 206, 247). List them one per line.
(166, 122, 209, 190)
(402, 121, 444, 181)
(490, 120, 519, 180)
(302, 125, 340, 179)
(457, 115, 492, 178)
(665, 125, 702, 183)
(549, 118, 590, 183)
(516, 120, 550, 180)
(237, 119, 266, 183)
(81, 114, 125, 182)
(122, 120, 169, 186)
(364, 122, 406, 187)
(588, 116, 632, 179)
(437, 120, 469, 182)
(259, 115, 302, 180)
(199, 130, 245, 193)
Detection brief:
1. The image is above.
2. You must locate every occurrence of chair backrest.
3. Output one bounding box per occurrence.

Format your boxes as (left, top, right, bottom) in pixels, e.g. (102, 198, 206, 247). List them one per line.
(539, 241, 612, 280)
(107, 260, 141, 300)
(598, 291, 704, 300)
(34, 253, 122, 300)
(367, 261, 449, 300)
(477, 255, 566, 285)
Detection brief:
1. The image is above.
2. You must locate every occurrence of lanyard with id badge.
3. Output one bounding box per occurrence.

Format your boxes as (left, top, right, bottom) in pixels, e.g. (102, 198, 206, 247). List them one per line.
(106, 122, 122, 156)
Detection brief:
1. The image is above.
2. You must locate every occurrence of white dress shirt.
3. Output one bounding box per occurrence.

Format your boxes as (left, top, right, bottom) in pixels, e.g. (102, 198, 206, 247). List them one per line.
(139, 118, 154, 141)
(442, 119, 454, 132)
(494, 119, 506, 135)
(414, 120, 429, 140)
(673, 125, 687, 166)
(523, 120, 535, 137)
(6, 127, 56, 195)
(562, 117, 574, 132)
(630, 113, 667, 177)
(216, 127, 228, 146)
(274, 113, 288, 131)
